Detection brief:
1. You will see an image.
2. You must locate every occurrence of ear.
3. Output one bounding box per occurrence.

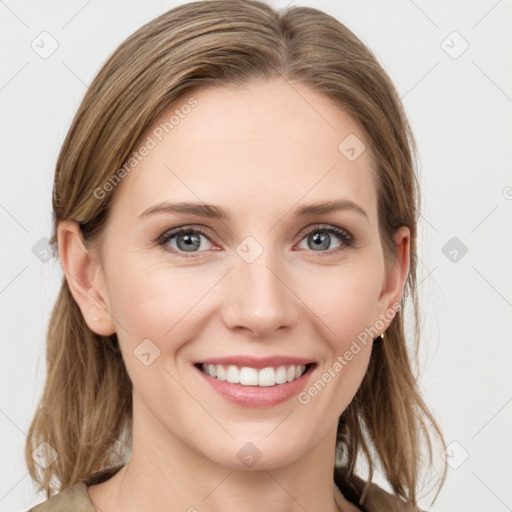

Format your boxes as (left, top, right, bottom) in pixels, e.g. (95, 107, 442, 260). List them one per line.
(57, 220, 116, 336)
(375, 226, 410, 330)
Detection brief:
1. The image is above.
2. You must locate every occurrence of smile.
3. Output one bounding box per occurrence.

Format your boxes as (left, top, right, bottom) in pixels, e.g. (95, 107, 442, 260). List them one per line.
(199, 363, 311, 387)
(193, 355, 317, 407)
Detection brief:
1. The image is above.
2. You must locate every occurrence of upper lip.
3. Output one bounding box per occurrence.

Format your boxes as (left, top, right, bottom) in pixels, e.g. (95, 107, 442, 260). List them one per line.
(196, 355, 315, 369)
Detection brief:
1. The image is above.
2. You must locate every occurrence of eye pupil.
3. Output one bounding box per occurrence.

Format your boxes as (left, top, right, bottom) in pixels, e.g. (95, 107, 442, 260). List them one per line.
(178, 233, 201, 252)
(309, 232, 330, 251)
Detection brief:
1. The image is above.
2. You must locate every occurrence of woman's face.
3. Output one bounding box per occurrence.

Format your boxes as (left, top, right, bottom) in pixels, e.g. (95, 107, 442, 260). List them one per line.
(72, 79, 409, 470)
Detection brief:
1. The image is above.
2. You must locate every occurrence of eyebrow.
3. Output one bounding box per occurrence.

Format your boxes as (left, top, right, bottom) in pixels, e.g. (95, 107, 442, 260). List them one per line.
(139, 200, 368, 221)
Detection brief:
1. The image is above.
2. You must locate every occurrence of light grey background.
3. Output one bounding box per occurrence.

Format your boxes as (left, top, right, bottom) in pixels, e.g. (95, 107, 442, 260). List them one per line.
(1, 1, 511, 511)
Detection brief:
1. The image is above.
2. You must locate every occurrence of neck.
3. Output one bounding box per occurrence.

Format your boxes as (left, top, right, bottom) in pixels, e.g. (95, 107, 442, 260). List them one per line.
(89, 397, 356, 512)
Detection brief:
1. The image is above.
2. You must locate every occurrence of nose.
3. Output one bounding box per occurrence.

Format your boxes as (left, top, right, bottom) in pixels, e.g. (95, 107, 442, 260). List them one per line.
(221, 251, 299, 338)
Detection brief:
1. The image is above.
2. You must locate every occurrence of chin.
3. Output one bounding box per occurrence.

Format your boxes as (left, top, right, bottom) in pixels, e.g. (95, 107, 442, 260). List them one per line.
(200, 433, 310, 472)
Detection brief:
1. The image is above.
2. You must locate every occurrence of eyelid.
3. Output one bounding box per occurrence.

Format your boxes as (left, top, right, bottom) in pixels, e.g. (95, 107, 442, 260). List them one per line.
(156, 224, 218, 246)
(297, 223, 353, 243)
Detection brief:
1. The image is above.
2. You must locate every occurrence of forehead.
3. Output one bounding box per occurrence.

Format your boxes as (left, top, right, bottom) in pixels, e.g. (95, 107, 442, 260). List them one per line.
(110, 79, 378, 226)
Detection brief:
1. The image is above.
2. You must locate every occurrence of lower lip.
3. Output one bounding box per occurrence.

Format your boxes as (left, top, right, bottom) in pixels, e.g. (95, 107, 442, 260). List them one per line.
(194, 365, 315, 408)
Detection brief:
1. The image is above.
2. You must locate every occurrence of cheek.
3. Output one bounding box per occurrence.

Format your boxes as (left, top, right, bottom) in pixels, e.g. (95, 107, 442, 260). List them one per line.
(302, 273, 377, 413)
(106, 249, 191, 326)
(298, 259, 383, 344)
(294, 260, 381, 406)
(105, 261, 199, 398)
(106, 256, 216, 359)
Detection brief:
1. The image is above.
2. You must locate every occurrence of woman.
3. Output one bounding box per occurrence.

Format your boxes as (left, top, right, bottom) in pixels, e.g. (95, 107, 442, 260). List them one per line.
(25, 1, 447, 511)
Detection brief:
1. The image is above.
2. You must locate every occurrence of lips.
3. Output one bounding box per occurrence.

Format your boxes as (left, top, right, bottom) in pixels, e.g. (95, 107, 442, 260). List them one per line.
(193, 355, 317, 407)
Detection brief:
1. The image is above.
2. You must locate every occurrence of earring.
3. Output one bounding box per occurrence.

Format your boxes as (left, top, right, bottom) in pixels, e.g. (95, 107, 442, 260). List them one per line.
(379, 332, 385, 339)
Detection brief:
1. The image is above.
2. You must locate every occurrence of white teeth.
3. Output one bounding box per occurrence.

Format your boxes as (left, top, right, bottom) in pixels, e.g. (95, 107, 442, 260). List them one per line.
(216, 364, 226, 381)
(258, 367, 275, 387)
(239, 367, 258, 385)
(275, 366, 287, 384)
(200, 363, 308, 386)
(226, 365, 239, 384)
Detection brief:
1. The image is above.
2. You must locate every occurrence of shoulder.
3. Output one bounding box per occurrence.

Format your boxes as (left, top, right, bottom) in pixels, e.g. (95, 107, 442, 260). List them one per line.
(334, 466, 426, 512)
(26, 482, 94, 512)
(26, 464, 125, 512)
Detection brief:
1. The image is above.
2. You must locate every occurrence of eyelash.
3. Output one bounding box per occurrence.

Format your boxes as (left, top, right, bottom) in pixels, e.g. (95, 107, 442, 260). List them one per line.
(156, 224, 356, 259)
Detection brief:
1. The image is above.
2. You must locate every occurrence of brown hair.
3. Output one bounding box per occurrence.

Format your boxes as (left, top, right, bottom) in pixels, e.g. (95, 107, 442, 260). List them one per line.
(25, 0, 447, 506)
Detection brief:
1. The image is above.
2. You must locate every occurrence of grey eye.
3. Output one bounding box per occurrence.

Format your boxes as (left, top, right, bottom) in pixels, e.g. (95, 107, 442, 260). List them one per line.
(297, 229, 345, 252)
(165, 230, 213, 253)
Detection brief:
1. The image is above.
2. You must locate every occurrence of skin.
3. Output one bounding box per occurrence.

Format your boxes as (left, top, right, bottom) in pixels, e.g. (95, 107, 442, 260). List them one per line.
(59, 79, 409, 512)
